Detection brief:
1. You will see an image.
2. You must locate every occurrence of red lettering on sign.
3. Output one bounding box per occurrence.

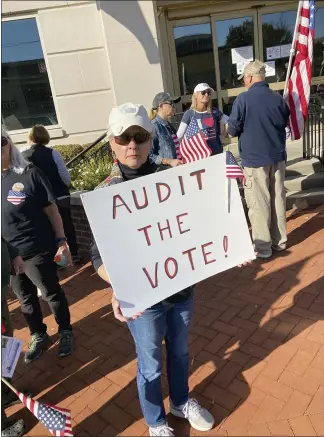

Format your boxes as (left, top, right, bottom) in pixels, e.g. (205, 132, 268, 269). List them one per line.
(132, 187, 148, 210)
(143, 263, 158, 288)
(190, 169, 206, 190)
(112, 195, 132, 219)
(164, 257, 178, 279)
(178, 175, 185, 195)
(158, 219, 172, 241)
(201, 242, 216, 265)
(182, 247, 197, 270)
(176, 213, 190, 235)
(156, 183, 171, 203)
(138, 225, 152, 246)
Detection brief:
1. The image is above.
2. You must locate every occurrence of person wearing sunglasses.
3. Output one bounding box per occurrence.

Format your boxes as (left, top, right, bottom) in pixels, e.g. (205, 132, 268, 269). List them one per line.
(149, 92, 183, 167)
(91, 103, 215, 436)
(177, 83, 229, 157)
(1, 129, 74, 362)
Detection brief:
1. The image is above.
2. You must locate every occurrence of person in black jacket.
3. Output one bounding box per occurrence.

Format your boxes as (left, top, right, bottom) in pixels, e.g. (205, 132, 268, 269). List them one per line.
(23, 125, 80, 264)
(2, 129, 74, 362)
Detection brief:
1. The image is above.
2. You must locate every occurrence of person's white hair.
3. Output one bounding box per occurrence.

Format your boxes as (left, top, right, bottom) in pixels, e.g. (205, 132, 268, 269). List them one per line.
(2, 128, 28, 174)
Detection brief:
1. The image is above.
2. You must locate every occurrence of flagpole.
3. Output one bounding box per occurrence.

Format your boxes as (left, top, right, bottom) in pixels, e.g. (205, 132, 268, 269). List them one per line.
(283, 0, 303, 98)
(1, 377, 18, 395)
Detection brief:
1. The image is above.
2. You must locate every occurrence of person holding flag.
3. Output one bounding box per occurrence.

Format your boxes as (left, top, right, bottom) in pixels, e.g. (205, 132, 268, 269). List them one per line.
(177, 83, 228, 163)
(226, 60, 290, 259)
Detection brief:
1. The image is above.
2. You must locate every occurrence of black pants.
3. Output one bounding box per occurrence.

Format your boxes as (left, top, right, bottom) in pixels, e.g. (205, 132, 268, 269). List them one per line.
(57, 197, 79, 256)
(11, 253, 72, 336)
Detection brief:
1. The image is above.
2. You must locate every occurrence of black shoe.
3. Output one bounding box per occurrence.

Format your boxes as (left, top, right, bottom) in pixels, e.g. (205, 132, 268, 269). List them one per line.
(58, 330, 74, 357)
(24, 333, 49, 364)
(3, 389, 31, 409)
(2, 419, 25, 437)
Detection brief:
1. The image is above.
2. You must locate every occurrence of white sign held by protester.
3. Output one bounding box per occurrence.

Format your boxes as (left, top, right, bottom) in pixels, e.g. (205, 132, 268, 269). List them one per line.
(81, 155, 255, 317)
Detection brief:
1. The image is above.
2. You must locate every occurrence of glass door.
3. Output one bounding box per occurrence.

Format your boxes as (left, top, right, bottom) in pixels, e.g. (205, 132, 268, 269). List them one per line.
(211, 10, 259, 114)
(170, 17, 219, 111)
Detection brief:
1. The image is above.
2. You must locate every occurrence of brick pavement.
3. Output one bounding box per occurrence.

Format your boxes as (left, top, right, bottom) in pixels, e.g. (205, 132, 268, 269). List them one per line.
(6, 205, 324, 436)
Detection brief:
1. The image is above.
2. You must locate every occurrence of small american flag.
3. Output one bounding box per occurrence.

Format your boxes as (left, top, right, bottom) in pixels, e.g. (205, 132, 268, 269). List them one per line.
(7, 190, 26, 205)
(226, 151, 244, 179)
(14, 389, 73, 436)
(179, 118, 212, 163)
(284, 0, 315, 140)
(172, 133, 181, 159)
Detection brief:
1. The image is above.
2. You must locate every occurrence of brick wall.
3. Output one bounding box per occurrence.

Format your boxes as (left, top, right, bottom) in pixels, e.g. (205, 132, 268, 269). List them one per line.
(71, 193, 92, 260)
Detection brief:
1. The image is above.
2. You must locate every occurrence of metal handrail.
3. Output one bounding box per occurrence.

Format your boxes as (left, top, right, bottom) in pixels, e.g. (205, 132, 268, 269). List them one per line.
(66, 131, 108, 169)
(303, 93, 324, 164)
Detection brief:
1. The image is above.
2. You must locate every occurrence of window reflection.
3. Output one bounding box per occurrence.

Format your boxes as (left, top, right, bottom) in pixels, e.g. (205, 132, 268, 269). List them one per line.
(1, 19, 57, 131)
(262, 10, 297, 84)
(216, 16, 254, 90)
(173, 23, 216, 95)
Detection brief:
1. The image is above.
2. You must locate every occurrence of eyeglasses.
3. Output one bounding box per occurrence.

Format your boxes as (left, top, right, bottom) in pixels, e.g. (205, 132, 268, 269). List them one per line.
(114, 132, 151, 146)
(163, 102, 175, 108)
(201, 90, 211, 96)
(1, 136, 8, 148)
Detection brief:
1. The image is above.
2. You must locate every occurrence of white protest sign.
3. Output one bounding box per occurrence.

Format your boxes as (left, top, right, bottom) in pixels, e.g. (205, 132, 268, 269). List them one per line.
(81, 155, 255, 317)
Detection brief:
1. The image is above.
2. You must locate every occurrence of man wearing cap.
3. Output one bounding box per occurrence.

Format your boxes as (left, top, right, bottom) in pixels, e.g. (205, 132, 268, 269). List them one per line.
(149, 92, 182, 167)
(227, 60, 290, 259)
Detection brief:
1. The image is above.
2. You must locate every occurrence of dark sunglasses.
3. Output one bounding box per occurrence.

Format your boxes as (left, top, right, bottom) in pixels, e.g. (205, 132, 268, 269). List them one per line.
(114, 132, 151, 146)
(1, 136, 9, 148)
(201, 90, 211, 96)
(163, 101, 175, 107)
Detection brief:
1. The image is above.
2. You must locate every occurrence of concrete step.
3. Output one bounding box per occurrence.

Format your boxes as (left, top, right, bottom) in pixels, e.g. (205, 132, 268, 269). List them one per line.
(286, 158, 324, 177)
(286, 187, 324, 210)
(285, 172, 324, 192)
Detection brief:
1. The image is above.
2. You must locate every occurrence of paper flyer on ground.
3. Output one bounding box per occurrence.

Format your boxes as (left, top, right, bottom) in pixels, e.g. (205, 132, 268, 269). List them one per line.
(1, 336, 23, 378)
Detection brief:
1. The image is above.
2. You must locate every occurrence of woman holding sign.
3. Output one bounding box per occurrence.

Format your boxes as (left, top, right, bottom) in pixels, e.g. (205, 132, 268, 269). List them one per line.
(91, 103, 215, 436)
(177, 83, 228, 161)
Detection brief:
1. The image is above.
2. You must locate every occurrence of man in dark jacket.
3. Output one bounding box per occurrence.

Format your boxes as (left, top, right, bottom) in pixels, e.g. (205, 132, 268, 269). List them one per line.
(227, 60, 290, 259)
(1, 238, 25, 436)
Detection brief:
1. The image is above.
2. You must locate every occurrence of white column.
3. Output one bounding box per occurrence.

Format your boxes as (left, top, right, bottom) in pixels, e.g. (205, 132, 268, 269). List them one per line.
(98, 0, 164, 111)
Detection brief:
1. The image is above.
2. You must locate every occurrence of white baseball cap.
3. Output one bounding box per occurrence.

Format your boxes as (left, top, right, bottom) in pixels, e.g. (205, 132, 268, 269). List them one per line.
(194, 83, 214, 93)
(108, 103, 153, 136)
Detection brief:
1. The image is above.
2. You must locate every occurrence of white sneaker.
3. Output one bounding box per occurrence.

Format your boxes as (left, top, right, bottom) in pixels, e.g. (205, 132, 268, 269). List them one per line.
(149, 425, 174, 436)
(170, 398, 215, 432)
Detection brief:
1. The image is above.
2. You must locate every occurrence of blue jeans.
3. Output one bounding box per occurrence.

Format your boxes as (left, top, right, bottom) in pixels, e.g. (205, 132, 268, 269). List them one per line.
(127, 296, 194, 427)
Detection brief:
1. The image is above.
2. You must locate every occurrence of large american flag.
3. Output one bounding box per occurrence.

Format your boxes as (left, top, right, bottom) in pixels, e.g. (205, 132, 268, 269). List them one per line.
(179, 119, 212, 163)
(226, 151, 244, 179)
(14, 389, 73, 436)
(284, 0, 315, 140)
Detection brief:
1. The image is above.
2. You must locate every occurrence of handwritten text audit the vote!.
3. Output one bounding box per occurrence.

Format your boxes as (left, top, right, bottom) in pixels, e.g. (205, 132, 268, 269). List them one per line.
(111, 168, 228, 289)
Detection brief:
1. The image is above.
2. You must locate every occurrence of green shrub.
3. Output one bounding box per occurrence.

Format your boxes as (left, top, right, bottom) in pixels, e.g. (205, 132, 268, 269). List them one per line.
(53, 141, 113, 191)
(53, 144, 84, 162)
(70, 154, 113, 191)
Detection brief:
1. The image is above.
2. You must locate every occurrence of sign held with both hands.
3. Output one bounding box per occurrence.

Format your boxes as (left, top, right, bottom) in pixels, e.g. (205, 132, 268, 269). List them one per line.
(81, 154, 255, 317)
